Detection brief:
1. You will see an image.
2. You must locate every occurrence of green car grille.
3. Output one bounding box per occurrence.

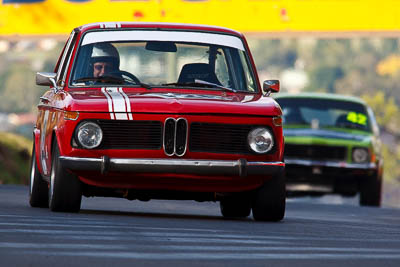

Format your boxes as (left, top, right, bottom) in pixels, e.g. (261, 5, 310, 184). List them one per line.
(285, 144, 347, 161)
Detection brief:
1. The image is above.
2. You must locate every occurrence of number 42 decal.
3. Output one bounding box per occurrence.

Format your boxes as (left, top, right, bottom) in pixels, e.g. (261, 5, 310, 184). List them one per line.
(346, 112, 367, 125)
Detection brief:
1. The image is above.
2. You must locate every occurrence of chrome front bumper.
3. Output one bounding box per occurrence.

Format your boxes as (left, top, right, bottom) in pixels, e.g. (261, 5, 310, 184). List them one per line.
(59, 156, 284, 177)
(285, 158, 376, 170)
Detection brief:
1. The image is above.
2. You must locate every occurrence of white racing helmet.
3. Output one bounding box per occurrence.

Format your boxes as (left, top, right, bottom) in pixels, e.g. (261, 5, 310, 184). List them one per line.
(90, 43, 120, 69)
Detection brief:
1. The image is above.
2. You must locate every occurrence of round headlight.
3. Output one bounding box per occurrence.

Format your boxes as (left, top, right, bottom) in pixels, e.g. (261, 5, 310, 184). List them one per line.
(76, 122, 103, 149)
(352, 148, 369, 163)
(248, 127, 274, 154)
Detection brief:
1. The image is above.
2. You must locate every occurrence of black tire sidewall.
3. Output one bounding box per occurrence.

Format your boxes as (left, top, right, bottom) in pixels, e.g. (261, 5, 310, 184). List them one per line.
(49, 140, 82, 212)
(29, 143, 48, 208)
(359, 172, 382, 207)
(220, 194, 251, 218)
(252, 173, 286, 222)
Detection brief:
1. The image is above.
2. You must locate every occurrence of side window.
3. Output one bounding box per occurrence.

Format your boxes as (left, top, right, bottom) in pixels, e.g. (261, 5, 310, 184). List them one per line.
(53, 43, 67, 74)
(215, 48, 230, 88)
(368, 107, 380, 135)
(56, 31, 78, 86)
(71, 44, 93, 82)
(226, 48, 256, 92)
(238, 51, 256, 92)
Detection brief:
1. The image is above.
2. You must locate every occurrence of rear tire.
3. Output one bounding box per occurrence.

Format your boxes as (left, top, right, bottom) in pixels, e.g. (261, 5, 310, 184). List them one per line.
(252, 173, 286, 222)
(29, 143, 48, 208)
(220, 194, 251, 218)
(359, 173, 382, 207)
(49, 140, 82, 212)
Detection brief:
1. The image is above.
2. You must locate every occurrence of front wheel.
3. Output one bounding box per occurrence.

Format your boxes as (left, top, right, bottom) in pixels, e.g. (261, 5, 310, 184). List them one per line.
(252, 173, 286, 222)
(359, 173, 382, 207)
(29, 143, 48, 208)
(220, 193, 251, 218)
(49, 140, 82, 212)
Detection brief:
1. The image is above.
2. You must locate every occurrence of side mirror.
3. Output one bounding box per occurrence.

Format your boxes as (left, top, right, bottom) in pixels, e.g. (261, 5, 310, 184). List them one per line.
(262, 80, 280, 96)
(36, 72, 57, 87)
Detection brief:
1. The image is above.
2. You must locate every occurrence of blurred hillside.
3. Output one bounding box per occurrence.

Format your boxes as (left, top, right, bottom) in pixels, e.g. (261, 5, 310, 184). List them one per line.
(0, 36, 399, 191)
(0, 39, 64, 114)
(0, 132, 31, 185)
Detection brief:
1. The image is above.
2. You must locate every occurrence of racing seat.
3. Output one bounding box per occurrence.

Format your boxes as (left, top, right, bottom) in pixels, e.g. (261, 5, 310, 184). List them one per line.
(335, 114, 349, 127)
(284, 109, 306, 125)
(177, 63, 221, 85)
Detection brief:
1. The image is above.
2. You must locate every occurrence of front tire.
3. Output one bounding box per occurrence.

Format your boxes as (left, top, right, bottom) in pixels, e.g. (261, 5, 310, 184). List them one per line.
(49, 140, 82, 212)
(220, 193, 251, 218)
(359, 172, 382, 207)
(252, 173, 286, 222)
(29, 143, 48, 208)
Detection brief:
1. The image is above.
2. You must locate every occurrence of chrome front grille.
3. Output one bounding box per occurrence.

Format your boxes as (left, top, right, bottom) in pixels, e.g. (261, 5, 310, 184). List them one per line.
(164, 118, 175, 156)
(175, 118, 188, 156)
(96, 119, 254, 155)
(97, 120, 162, 149)
(163, 118, 188, 157)
(189, 123, 253, 154)
(285, 144, 347, 161)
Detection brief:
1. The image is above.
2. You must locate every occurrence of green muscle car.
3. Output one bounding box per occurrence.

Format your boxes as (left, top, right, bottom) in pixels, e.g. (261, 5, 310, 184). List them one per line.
(275, 93, 383, 206)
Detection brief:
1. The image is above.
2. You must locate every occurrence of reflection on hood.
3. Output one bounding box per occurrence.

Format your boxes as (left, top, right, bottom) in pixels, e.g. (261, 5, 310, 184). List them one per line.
(284, 128, 368, 141)
(131, 92, 235, 101)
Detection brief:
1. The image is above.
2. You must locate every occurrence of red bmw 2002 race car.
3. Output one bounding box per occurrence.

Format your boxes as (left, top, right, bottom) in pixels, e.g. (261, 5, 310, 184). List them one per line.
(30, 22, 285, 221)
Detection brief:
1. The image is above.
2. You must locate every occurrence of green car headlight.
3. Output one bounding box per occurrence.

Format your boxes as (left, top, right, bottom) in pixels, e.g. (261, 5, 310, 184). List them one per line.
(352, 147, 369, 163)
(248, 127, 274, 154)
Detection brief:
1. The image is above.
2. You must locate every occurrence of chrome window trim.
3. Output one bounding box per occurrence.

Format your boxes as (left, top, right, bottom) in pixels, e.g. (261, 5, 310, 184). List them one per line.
(56, 31, 75, 87)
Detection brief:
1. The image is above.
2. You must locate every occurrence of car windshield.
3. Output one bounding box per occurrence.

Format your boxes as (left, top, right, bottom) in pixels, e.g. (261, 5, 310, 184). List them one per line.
(70, 30, 257, 93)
(276, 97, 372, 132)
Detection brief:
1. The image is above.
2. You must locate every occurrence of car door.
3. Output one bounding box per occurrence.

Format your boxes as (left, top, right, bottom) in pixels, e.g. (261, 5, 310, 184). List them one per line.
(37, 30, 78, 177)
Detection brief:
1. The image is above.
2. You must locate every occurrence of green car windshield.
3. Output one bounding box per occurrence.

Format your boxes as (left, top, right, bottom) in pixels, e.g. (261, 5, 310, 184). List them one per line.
(276, 98, 372, 132)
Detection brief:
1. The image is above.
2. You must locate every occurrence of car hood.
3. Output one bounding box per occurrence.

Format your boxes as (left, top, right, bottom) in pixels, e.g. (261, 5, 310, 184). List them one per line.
(65, 89, 282, 116)
(284, 127, 371, 142)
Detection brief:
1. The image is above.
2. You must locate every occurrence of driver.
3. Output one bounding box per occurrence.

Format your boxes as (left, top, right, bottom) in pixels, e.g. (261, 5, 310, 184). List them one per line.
(90, 43, 120, 78)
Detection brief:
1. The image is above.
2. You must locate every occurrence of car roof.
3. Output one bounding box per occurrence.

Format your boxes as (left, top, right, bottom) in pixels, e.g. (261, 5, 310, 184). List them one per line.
(274, 92, 368, 106)
(75, 22, 243, 37)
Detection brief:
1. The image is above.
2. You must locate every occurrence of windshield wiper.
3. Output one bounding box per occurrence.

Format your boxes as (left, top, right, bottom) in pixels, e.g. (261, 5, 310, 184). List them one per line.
(73, 76, 152, 89)
(194, 79, 237, 92)
(162, 79, 236, 92)
(138, 82, 152, 90)
(73, 76, 125, 85)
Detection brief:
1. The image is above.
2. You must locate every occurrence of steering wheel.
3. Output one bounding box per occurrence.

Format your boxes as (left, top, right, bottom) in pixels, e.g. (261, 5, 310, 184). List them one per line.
(109, 70, 141, 85)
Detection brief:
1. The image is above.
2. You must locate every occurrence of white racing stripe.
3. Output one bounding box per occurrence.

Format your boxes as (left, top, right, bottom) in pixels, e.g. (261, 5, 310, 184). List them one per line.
(102, 87, 132, 120)
(101, 87, 115, 120)
(118, 87, 133, 120)
(99, 22, 121, 29)
(82, 30, 245, 51)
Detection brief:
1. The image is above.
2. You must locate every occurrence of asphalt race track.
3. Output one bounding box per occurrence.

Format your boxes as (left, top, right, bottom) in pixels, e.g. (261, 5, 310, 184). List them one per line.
(0, 185, 399, 267)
